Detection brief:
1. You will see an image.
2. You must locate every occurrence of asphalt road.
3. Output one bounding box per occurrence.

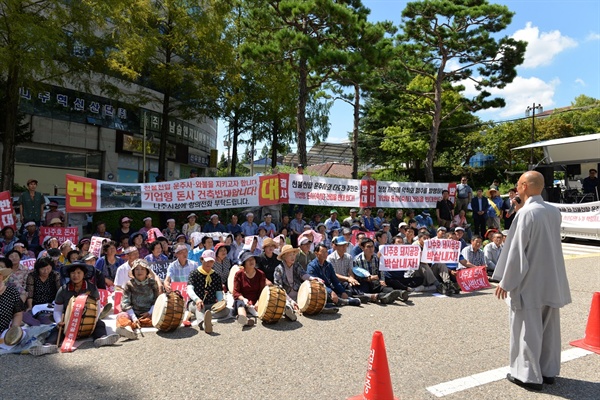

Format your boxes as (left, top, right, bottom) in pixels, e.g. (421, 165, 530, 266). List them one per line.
(1, 254, 599, 400)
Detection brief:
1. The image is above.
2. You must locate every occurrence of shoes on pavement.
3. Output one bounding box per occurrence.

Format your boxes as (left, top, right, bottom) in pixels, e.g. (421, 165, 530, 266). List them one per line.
(394, 290, 409, 302)
(506, 374, 543, 391)
(116, 326, 138, 340)
(543, 376, 555, 385)
(321, 305, 339, 314)
(356, 294, 371, 304)
(284, 304, 297, 321)
(94, 333, 119, 348)
(347, 297, 361, 307)
(204, 310, 213, 334)
(29, 344, 58, 356)
(377, 292, 395, 304)
(237, 315, 248, 326)
(98, 303, 113, 320)
(246, 318, 255, 327)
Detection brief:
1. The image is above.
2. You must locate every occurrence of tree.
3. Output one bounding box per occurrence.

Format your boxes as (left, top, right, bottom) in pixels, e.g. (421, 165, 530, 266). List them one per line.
(247, 0, 369, 167)
(106, 0, 233, 179)
(331, 16, 396, 178)
(398, 0, 526, 181)
(0, 0, 111, 191)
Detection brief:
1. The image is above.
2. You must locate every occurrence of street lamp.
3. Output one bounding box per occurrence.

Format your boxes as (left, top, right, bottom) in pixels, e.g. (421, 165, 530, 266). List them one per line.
(525, 103, 543, 169)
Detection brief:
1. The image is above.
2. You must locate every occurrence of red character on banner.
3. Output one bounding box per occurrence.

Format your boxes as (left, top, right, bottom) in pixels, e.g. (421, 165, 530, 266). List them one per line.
(359, 180, 377, 208)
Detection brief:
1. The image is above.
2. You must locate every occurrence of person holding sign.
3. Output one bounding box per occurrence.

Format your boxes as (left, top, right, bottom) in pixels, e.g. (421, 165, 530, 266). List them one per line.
(187, 250, 228, 334)
(493, 171, 571, 391)
(116, 259, 160, 340)
(354, 238, 407, 303)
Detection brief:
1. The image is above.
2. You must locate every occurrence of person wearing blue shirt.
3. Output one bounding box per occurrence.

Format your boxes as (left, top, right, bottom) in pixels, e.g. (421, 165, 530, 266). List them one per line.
(415, 211, 434, 235)
(203, 214, 226, 233)
(360, 207, 376, 232)
(306, 244, 360, 307)
(240, 213, 258, 237)
(258, 213, 278, 238)
(226, 214, 242, 235)
(324, 209, 341, 232)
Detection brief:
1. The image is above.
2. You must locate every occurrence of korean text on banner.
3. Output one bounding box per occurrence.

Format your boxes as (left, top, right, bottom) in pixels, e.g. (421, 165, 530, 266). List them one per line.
(420, 239, 461, 264)
(0, 191, 17, 230)
(287, 174, 361, 207)
(456, 266, 491, 292)
(379, 245, 421, 271)
(550, 201, 600, 240)
(376, 182, 455, 209)
(39, 227, 79, 247)
(66, 174, 263, 212)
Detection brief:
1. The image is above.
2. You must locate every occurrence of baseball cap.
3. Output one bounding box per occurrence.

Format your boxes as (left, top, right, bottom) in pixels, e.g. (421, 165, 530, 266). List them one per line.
(332, 236, 348, 246)
(202, 250, 216, 262)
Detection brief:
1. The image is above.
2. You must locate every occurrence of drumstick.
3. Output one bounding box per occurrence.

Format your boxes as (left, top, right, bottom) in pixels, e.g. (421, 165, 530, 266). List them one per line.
(135, 321, 145, 338)
(56, 315, 64, 347)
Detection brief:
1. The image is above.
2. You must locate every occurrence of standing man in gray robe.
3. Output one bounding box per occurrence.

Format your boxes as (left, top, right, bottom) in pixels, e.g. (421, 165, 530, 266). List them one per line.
(493, 171, 571, 391)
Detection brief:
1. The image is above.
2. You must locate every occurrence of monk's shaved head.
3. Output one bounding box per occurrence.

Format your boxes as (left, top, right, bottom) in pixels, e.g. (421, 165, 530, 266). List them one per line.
(519, 171, 544, 196)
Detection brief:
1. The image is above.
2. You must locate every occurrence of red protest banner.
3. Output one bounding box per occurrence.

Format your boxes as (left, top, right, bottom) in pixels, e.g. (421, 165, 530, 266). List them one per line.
(0, 191, 17, 230)
(456, 266, 491, 292)
(170, 282, 190, 303)
(39, 227, 79, 246)
(359, 179, 377, 208)
(351, 230, 375, 245)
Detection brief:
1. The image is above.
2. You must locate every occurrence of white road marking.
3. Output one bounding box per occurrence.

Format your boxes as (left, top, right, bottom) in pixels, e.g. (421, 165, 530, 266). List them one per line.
(562, 242, 600, 257)
(426, 347, 594, 397)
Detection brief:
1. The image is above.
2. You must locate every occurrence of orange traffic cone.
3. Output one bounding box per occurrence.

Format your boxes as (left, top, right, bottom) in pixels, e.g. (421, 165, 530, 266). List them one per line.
(570, 291, 600, 355)
(348, 331, 399, 400)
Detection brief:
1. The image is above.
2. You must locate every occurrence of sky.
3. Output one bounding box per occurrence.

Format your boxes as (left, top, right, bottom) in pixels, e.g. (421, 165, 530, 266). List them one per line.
(217, 0, 600, 159)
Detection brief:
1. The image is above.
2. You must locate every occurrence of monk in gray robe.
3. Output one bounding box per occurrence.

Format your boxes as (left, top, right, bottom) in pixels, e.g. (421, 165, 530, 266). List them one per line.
(493, 171, 571, 391)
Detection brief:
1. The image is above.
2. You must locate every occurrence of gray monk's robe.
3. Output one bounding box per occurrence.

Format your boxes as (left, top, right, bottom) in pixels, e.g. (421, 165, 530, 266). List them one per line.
(492, 195, 571, 310)
(492, 195, 571, 383)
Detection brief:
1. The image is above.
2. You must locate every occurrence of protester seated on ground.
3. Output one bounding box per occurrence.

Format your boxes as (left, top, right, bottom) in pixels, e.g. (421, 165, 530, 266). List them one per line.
(240, 212, 258, 237)
(164, 244, 196, 293)
(182, 213, 201, 237)
(459, 235, 485, 269)
(37, 236, 60, 259)
(93, 221, 112, 239)
(81, 253, 106, 290)
(482, 228, 499, 247)
(451, 209, 469, 230)
(360, 207, 376, 231)
(256, 225, 269, 248)
(435, 226, 447, 239)
(13, 242, 32, 261)
(232, 251, 266, 327)
(326, 236, 362, 297)
(20, 222, 42, 255)
(94, 241, 124, 289)
(213, 242, 232, 292)
(229, 232, 245, 263)
(307, 243, 360, 307)
(226, 214, 242, 235)
(316, 223, 330, 248)
(374, 209, 387, 231)
(374, 230, 389, 253)
(343, 208, 360, 228)
(129, 231, 149, 259)
(187, 250, 230, 334)
(145, 241, 168, 263)
(1, 226, 18, 254)
(114, 247, 141, 290)
(256, 238, 279, 285)
(484, 232, 503, 275)
(77, 238, 91, 258)
(351, 232, 367, 257)
(274, 245, 310, 304)
(295, 237, 315, 270)
(259, 213, 278, 238)
(58, 240, 74, 264)
(353, 238, 408, 303)
(340, 228, 355, 254)
(46, 262, 118, 349)
(114, 216, 134, 244)
(324, 209, 341, 233)
(4, 249, 28, 303)
(115, 259, 160, 341)
(0, 265, 24, 344)
(162, 218, 181, 244)
(203, 214, 226, 233)
(174, 233, 190, 252)
(380, 223, 392, 243)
